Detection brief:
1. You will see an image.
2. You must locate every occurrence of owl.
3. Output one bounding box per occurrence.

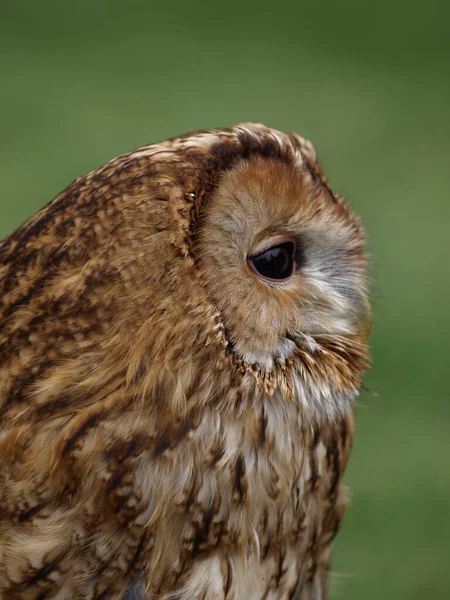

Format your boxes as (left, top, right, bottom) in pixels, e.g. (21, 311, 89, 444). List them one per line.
(0, 123, 371, 599)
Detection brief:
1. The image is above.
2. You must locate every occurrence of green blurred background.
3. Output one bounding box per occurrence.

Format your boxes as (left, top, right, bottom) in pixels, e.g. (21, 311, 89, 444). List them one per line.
(1, 1, 449, 597)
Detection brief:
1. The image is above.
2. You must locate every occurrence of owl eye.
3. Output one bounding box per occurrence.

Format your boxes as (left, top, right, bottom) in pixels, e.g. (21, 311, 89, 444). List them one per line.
(249, 241, 295, 282)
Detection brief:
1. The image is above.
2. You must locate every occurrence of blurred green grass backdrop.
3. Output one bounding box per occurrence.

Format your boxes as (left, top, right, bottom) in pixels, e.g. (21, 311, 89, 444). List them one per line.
(1, 1, 449, 597)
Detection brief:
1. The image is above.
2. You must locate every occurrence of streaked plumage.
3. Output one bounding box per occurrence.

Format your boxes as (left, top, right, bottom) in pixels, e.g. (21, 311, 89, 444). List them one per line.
(0, 123, 371, 599)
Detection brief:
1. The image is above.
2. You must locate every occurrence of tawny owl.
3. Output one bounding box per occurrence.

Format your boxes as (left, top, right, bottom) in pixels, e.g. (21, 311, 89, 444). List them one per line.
(0, 123, 371, 599)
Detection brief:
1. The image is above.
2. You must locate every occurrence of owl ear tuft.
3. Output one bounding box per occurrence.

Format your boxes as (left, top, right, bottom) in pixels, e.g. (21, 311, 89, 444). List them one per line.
(288, 133, 317, 167)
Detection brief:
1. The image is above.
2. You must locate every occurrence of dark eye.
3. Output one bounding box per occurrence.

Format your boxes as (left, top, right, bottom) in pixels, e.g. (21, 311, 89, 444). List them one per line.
(249, 241, 295, 281)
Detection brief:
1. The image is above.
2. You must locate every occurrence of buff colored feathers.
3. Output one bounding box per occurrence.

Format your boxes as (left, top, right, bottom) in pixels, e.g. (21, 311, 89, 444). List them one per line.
(0, 124, 370, 599)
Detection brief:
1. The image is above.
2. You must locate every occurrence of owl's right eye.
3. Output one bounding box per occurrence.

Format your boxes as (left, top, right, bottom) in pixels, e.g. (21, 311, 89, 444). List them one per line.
(249, 241, 295, 282)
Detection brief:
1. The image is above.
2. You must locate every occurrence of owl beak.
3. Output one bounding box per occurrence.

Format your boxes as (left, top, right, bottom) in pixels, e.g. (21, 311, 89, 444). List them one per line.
(357, 290, 372, 343)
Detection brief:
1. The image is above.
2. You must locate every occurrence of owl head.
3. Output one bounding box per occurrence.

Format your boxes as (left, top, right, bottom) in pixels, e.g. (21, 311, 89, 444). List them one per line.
(120, 123, 370, 420)
(0, 123, 370, 425)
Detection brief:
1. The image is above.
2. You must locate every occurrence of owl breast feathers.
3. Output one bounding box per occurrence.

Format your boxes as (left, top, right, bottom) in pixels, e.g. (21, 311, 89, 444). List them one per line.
(0, 123, 370, 599)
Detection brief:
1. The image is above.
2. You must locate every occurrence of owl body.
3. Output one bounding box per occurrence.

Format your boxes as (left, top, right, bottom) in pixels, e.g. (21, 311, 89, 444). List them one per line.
(0, 124, 370, 599)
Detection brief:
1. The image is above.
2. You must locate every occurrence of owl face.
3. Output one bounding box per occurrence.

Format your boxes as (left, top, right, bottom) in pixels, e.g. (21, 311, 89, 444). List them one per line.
(196, 154, 371, 373)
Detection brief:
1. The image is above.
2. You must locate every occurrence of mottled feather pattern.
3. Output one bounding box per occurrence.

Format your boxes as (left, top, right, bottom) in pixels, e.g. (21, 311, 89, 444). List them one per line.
(0, 123, 370, 599)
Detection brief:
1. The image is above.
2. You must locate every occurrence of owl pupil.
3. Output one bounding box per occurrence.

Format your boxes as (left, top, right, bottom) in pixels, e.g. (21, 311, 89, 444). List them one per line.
(250, 241, 295, 281)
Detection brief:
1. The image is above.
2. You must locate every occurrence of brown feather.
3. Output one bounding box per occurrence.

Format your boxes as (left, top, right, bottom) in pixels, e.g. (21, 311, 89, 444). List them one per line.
(0, 123, 370, 599)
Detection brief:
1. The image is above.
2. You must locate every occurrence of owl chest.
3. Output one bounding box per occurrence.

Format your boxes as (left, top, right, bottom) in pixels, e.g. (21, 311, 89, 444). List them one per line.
(129, 402, 345, 596)
(177, 413, 328, 552)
